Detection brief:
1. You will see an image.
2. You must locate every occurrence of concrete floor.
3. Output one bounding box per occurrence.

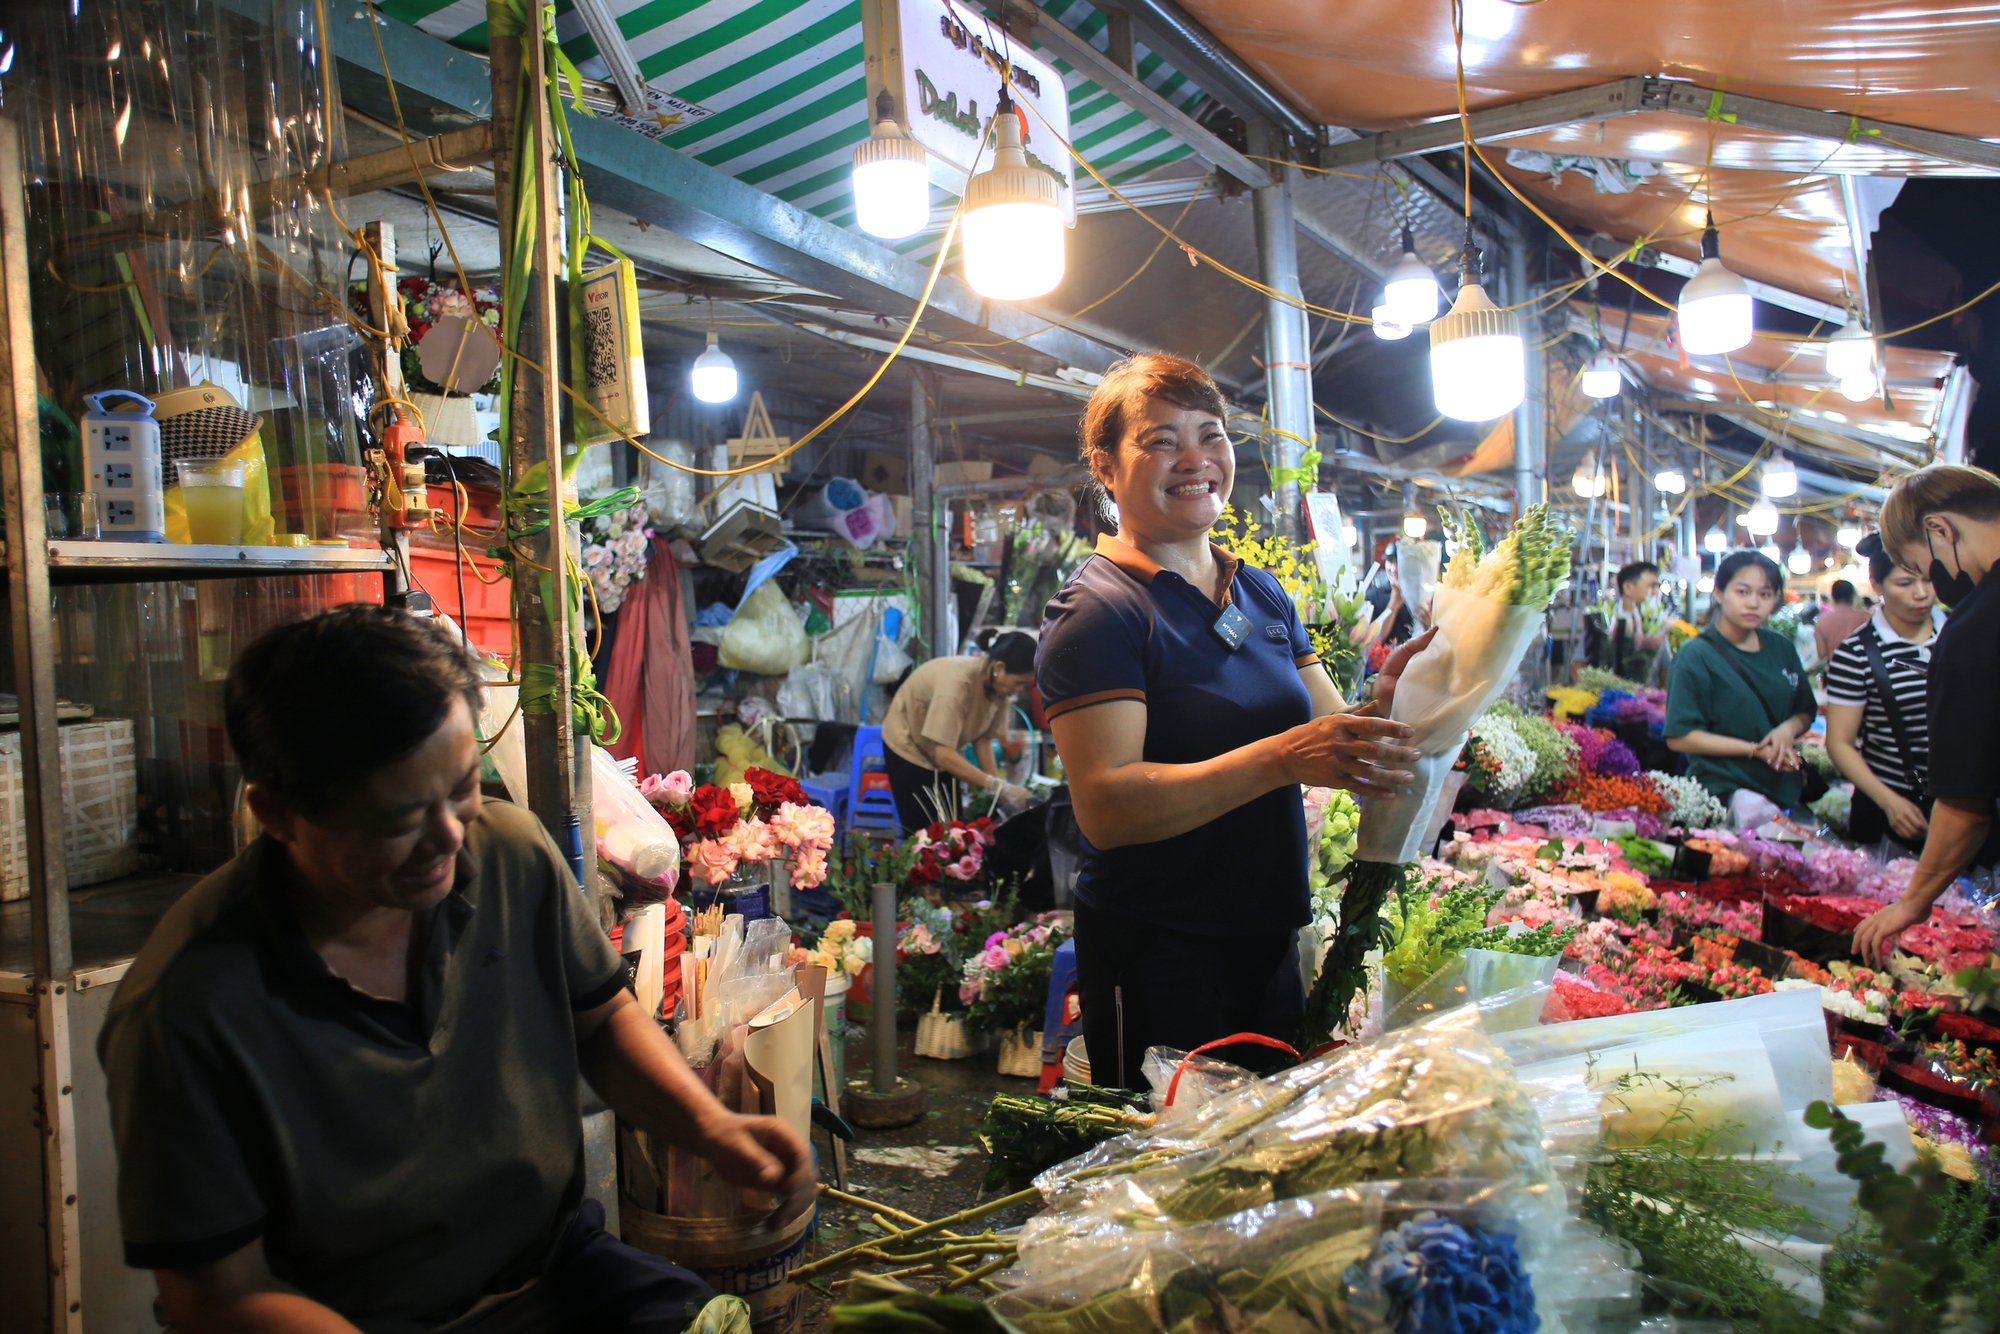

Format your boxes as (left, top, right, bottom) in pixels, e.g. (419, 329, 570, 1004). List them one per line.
(797, 1027, 1046, 1328)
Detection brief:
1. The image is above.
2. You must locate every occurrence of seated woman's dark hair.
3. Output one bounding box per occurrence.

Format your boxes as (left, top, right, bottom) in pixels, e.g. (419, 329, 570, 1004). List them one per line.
(1712, 549, 1784, 600)
(984, 631, 1038, 675)
(1856, 532, 1895, 586)
(226, 606, 486, 819)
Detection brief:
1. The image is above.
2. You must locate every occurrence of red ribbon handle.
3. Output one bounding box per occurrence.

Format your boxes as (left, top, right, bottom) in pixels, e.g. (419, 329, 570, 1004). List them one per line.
(1163, 1032, 1300, 1107)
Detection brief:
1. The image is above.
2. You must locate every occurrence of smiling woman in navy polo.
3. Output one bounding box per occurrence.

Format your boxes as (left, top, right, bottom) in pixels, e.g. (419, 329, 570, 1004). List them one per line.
(1038, 353, 1426, 1088)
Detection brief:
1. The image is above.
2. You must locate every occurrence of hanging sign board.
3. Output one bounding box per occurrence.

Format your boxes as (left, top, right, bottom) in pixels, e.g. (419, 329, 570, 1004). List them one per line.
(861, 0, 1076, 225)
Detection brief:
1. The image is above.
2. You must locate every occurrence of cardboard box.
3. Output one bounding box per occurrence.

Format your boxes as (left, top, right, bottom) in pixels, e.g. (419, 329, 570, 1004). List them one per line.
(934, 461, 994, 485)
(858, 451, 908, 495)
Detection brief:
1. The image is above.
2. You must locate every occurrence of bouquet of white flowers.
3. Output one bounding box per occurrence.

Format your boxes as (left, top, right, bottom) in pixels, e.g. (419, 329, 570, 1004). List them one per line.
(1305, 506, 1571, 1050)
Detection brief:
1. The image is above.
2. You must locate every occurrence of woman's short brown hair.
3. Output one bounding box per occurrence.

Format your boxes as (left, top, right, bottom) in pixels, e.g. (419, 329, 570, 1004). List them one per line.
(1880, 463, 2000, 555)
(1078, 352, 1227, 487)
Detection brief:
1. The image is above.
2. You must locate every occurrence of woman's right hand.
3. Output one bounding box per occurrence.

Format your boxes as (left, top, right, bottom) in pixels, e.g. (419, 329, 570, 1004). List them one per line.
(1276, 713, 1418, 796)
(1884, 792, 1930, 841)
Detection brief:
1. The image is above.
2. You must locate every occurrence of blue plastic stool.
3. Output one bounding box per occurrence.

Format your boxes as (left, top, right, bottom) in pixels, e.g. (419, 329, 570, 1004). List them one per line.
(846, 725, 902, 834)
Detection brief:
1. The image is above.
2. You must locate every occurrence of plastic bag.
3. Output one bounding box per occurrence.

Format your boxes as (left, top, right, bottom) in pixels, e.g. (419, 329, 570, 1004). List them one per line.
(776, 660, 840, 721)
(1140, 1045, 1256, 1116)
(1394, 537, 1439, 616)
(589, 745, 679, 889)
(718, 579, 809, 675)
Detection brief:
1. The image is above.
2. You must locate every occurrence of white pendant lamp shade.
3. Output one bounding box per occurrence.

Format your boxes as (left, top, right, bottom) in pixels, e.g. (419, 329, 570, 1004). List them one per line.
(1787, 546, 1812, 575)
(1746, 498, 1781, 536)
(1677, 216, 1753, 355)
(1836, 524, 1862, 549)
(1761, 456, 1798, 498)
(1840, 370, 1880, 403)
(1580, 354, 1621, 399)
(1759, 542, 1782, 562)
(690, 331, 738, 403)
(961, 97, 1064, 301)
(1654, 466, 1687, 494)
(1341, 522, 1358, 547)
(1703, 526, 1727, 553)
(1825, 321, 1876, 381)
(851, 95, 929, 240)
(1429, 280, 1524, 421)
(1372, 301, 1413, 340)
(1403, 508, 1428, 539)
(1384, 227, 1441, 326)
(1698, 573, 1715, 593)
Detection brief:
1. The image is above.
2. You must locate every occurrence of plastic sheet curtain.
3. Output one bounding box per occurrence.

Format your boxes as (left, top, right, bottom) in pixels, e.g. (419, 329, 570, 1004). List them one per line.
(4, 0, 366, 535)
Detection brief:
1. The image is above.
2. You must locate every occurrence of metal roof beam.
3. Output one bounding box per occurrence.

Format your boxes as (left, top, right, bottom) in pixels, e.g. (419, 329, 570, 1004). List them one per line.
(1320, 75, 2000, 176)
(326, 4, 1122, 377)
(1114, 0, 1321, 143)
(567, 0, 650, 115)
(1012, 0, 1272, 189)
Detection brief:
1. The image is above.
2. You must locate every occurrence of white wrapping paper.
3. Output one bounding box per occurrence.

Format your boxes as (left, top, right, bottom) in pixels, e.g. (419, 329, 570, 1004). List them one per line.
(1353, 585, 1549, 864)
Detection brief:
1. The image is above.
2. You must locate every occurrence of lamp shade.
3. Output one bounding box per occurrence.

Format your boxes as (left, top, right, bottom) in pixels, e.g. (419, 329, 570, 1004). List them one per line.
(1654, 466, 1687, 494)
(1383, 230, 1441, 325)
(1371, 302, 1412, 340)
(1825, 322, 1876, 381)
(1761, 457, 1798, 498)
(1677, 221, 1752, 355)
(1840, 370, 1880, 403)
(1703, 527, 1727, 553)
(961, 102, 1064, 301)
(1403, 509, 1428, 538)
(852, 111, 929, 240)
(1787, 546, 1812, 575)
(690, 331, 738, 403)
(1746, 498, 1781, 536)
(1429, 281, 1524, 421)
(1571, 451, 1607, 498)
(1580, 354, 1621, 399)
(1836, 524, 1861, 548)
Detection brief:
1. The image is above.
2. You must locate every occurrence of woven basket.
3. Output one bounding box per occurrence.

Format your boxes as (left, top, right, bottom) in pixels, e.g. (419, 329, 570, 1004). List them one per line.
(913, 990, 988, 1060)
(996, 1025, 1044, 1079)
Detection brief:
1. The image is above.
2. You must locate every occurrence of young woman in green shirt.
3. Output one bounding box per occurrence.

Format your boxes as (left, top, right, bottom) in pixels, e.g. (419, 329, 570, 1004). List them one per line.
(1664, 550, 1819, 808)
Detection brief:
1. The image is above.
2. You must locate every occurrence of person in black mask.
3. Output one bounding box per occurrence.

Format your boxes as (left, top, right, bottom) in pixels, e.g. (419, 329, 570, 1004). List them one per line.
(1854, 465, 2000, 963)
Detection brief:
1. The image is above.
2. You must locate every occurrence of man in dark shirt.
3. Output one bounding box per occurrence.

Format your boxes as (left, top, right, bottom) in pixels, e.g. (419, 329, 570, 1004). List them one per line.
(99, 607, 809, 1334)
(1854, 465, 2000, 962)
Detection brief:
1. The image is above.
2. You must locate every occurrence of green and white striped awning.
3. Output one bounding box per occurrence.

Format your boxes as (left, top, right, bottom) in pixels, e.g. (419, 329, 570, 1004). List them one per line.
(377, 0, 1209, 246)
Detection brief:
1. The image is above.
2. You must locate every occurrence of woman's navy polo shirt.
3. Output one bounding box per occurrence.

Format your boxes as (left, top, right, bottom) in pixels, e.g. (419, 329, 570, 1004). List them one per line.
(1037, 535, 1318, 936)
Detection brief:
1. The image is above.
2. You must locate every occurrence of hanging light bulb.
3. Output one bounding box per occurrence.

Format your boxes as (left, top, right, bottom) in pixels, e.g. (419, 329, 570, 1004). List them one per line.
(1759, 542, 1782, 562)
(1580, 353, 1621, 399)
(1746, 498, 1781, 536)
(1371, 300, 1412, 340)
(1654, 465, 1687, 494)
(1703, 526, 1728, 553)
(1697, 573, 1715, 593)
(851, 92, 930, 240)
(1677, 213, 1753, 355)
(690, 330, 738, 403)
(1761, 455, 1798, 498)
(1403, 508, 1428, 539)
(1341, 521, 1358, 547)
(1787, 545, 1812, 575)
(1836, 524, 1862, 549)
(1825, 320, 1876, 381)
(961, 87, 1064, 301)
(1839, 369, 1880, 403)
(1571, 450, 1608, 498)
(1429, 237, 1524, 421)
(1384, 225, 1441, 326)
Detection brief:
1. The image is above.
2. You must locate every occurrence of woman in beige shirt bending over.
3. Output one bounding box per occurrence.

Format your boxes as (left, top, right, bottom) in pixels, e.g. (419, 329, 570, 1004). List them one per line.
(880, 632, 1036, 831)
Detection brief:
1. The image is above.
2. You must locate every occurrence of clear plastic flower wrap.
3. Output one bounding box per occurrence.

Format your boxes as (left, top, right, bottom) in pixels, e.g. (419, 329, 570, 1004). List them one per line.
(1017, 1000, 1560, 1280)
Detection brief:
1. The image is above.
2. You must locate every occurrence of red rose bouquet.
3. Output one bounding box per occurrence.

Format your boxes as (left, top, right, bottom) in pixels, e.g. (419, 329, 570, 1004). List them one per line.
(640, 767, 833, 890)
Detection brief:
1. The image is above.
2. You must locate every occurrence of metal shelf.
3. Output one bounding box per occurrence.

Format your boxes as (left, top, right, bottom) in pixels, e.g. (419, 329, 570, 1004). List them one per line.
(0, 871, 203, 986)
(11, 540, 393, 586)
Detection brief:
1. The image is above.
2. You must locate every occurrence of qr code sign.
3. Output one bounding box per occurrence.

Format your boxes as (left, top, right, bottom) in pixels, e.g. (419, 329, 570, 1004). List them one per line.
(583, 306, 618, 389)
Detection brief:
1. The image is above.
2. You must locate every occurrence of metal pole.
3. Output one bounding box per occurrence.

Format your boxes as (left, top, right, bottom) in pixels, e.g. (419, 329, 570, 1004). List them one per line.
(1247, 120, 1310, 541)
(1506, 249, 1543, 516)
(493, 13, 589, 884)
(871, 881, 898, 1092)
(908, 369, 940, 656)
(1, 116, 81, 1334)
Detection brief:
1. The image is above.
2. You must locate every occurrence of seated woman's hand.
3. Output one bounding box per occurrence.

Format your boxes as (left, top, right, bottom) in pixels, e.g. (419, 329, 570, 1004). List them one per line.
(1277, 713, 1418, 795)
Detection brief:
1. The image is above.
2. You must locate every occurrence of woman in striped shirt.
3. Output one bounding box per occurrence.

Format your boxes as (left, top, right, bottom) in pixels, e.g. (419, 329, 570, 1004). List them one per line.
(1824, 534, 1941, 849)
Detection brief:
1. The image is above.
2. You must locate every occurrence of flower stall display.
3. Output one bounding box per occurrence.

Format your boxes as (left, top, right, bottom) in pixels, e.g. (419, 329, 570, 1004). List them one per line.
(960, 913, 1069, 1076)
(1455, 710, 1537, 805)
(793, 917, 872, 981)
(1379, 874, 1576, 994)
(350, 276, 503, 396)
(1645, 771, 1729, 830)
(1307, 504, 1571, 1049)
(581, 501, 652, 612)
(1302, 786, 1359, 922)
(905, 818, 995, 890)
(1485, 702, 1579, 804)
(644, 766, 833, 891)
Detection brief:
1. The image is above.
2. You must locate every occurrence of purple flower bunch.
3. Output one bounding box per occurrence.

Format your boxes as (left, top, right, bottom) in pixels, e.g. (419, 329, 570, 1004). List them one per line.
(1513, 804, 1594, 838)
(1805, 845, 1875, 897)
(1599, 808, 1666, 838)
(1562, 722, 1640, 777)
(1359, 1213, 1538, 1334)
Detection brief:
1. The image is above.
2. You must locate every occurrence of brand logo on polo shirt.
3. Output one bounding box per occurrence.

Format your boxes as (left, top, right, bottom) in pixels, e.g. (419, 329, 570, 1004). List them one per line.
(1265, 625, 1287, 641)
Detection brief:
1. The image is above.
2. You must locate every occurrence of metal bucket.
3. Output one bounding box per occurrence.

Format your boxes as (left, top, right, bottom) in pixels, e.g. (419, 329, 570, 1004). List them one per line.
(621, 1200, 814, 1334)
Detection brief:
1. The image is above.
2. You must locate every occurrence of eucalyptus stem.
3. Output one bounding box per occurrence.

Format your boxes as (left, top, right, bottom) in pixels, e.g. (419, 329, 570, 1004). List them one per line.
(941, 1250, 1018, 1293)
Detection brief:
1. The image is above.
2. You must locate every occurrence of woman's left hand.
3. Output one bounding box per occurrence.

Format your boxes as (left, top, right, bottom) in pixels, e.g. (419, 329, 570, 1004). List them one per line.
(1752, 726, 1801, 772)
(1372, 628, 1436, 716)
